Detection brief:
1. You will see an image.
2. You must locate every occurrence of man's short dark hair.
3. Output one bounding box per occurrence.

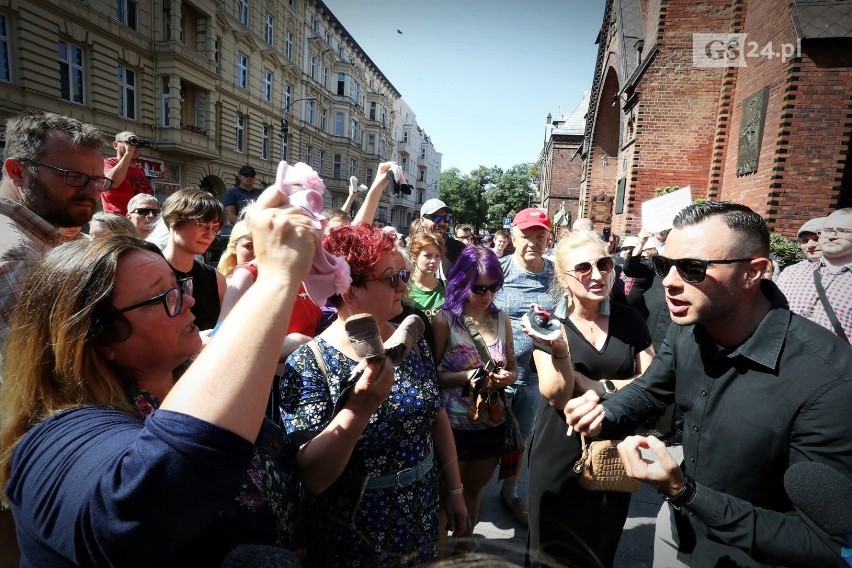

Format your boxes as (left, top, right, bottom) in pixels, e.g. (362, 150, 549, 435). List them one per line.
(4, 111, 103, 166)
(673, 201, 770, 257)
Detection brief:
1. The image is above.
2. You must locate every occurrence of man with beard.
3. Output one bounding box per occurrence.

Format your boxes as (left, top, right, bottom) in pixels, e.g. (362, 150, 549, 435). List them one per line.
(0, 111, 107, 353)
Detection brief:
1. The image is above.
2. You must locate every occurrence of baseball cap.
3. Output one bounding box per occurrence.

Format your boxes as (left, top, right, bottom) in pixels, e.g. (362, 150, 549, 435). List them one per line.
(421, 198, 452, 217)
(797, 217, 825, 237)
(620, 236, 639, 250)
(512, 208, 551, 231)
(239, 165, 256, 177)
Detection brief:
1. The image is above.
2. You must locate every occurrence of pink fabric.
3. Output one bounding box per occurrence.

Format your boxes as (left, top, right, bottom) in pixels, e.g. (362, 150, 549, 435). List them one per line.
(269, 161, 351, 305)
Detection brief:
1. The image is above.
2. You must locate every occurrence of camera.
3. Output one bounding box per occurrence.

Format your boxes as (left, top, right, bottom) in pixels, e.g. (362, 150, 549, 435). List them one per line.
(602, 227, 611, 241)
(123, 136, 151, 149)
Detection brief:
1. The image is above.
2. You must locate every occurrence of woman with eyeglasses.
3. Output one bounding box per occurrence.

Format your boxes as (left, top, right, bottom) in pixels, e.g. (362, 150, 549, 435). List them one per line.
(0, 185, 327, 565)
(161, 188, 227, 333)
(278, 223, 467, 566)
(524, 230, 655, 568)
(431, 245, 518, 555)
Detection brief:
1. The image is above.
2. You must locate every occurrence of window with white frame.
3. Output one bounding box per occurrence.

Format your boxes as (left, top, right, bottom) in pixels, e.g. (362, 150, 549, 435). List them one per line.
(333, 153, 341, 178)
(320, 107, 327, 132)
(261, 124, 270, 160)
(262, 68, 272, 102)
(238, 0, 248, 25)
(236, 52, 248, 89)
(214, 35, 221, 70)
(161, 76, 170, 126)
(366, 167, 373, 182)
(58, 41, 85, 104)
(0, 15, 12, 83)
(117, 66, 137, 120)
(380, 106, 387, 127)
(117, 0, 138, 30)
(306, 100, 315, 125)
(349, 157, 356, 177)
(309, 14, 317, 32)
(367, 134, 375, 155)
(319, 149, 325, 175)
(322, 66, 328, 89)
(334, 112, 344, 136)
(284, 84, 291, 111)
(264, 13, 274, 45)
(351, 81, 361, 105)
(235, 114, 245, 152)
(336, 72, 345, 96)
(310, 54, 317, 81)
(350, 119, 358, 141)
(369, 102, 376, 121)
(324, 30, 331, 45)
(305, 143, 312, 167)
(285, 32, 293, 59)
(401, 156, 407, 170)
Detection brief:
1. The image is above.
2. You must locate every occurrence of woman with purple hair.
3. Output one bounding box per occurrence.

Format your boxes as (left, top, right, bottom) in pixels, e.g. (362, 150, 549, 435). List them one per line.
(432, 245, 518, 553)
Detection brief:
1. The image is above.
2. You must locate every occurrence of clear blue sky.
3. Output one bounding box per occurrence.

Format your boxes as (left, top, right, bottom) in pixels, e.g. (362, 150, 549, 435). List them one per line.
(321, 0, 606, 174)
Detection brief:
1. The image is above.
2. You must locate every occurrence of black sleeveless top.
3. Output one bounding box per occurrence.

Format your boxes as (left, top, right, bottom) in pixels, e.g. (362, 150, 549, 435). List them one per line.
(172, 260, 220, 331)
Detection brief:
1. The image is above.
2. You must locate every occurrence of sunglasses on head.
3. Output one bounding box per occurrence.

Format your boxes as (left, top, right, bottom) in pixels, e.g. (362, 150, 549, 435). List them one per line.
(471, 283, 503, 295)
(567, 257, 615, 278)
(430, 214, 452, 224)
(367, 269, 411, 289)
(651, 255, 753, 283)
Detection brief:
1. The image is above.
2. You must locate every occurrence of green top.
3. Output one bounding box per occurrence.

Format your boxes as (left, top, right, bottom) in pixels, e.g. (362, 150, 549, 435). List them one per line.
(407, 280, 446, 320)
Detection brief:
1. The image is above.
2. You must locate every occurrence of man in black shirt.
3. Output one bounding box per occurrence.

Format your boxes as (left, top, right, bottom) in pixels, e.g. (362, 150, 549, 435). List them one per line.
(566, 202, 852, 568)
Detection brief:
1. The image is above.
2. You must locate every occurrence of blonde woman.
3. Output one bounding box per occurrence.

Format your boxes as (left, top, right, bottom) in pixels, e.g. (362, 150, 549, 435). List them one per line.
(216, 219, 254, 280)
(525, 230, 655, 568)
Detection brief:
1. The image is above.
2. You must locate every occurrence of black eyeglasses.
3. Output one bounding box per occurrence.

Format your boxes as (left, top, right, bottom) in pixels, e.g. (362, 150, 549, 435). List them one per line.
(429, 214, 452, 224)
(566, 257, 615, 279)
(114, 278, 194, 317)
(471, 283, 503, 295)
(130, 208, 160, 217)
(651, 256, 753, 283)
(22, 159, 113, 191)
(366, 270, 411, 289)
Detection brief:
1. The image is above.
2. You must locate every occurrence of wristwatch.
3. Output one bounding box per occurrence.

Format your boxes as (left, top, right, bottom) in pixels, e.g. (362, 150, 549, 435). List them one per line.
(662, 475, 697, 510)
(599, 380, 617, 400)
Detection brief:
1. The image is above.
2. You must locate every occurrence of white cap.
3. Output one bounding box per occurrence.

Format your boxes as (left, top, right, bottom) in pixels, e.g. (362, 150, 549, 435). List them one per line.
(420, 198, 452, 217)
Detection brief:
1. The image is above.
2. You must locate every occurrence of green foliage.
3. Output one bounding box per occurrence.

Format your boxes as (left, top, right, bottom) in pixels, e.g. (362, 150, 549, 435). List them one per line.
(440, 163, 537, 233)
(770, 232, 804, 269)
(654, 186, 681, 197)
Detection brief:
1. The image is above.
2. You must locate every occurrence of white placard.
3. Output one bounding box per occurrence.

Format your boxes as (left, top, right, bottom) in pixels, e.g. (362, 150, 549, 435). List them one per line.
(641, 186, 692, 233)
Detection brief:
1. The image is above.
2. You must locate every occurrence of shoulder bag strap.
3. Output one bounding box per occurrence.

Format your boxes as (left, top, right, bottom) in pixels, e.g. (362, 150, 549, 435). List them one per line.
(306, 339, 330, 377)
(813, 269, 850, 344)
(462, 314, 494, 367)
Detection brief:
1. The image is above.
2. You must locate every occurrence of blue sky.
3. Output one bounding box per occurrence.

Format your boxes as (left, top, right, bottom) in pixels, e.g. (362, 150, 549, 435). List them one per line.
(321, 0, 606, 174)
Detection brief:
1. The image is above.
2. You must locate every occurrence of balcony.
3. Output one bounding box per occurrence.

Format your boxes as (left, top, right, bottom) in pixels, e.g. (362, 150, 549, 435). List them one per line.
(396, 138, 411, 155)
(154, 127, 218, 159)
(154, 41, 219, 86)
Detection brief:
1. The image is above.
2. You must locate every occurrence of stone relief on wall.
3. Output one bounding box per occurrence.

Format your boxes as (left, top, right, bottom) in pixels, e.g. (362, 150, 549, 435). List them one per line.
(737, 86, 769, 176)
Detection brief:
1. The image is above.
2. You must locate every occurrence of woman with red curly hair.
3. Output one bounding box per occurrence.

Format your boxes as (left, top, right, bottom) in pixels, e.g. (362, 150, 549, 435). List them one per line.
(278, 224, 467, 566)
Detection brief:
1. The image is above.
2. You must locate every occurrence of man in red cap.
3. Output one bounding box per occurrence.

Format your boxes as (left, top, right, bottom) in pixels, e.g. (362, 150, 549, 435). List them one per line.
(492, 208, 555, 526)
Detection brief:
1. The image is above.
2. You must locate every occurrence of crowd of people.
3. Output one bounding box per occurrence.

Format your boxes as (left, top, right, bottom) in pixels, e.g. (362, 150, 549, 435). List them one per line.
(0, 110, 850, 568)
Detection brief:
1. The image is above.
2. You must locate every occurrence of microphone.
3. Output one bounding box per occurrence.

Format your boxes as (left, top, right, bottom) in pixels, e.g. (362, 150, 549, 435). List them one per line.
(784, 461, 852, 565)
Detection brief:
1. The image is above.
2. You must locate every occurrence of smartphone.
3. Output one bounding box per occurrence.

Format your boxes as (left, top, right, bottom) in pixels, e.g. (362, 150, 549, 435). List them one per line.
(602, 227, 611, 241)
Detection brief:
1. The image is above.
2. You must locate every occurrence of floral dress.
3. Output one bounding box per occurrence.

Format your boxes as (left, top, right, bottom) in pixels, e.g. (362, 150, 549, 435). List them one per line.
(279, 335, 441, 567)
(131, 388, 303, 557)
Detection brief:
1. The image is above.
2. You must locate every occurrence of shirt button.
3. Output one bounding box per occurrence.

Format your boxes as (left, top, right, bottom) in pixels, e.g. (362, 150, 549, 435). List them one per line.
(690, 457, 695, 463)
(701, 389, 707, 396)
(693, 425, 699, 432)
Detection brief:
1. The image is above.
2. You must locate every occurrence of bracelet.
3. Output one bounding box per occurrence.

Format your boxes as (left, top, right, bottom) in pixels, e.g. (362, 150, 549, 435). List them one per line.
(447, 484, 464, 496)
(661, 476, 697, 510)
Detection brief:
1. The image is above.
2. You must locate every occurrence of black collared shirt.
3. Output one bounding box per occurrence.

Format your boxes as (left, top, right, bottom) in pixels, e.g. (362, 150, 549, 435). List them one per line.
(602, 280, 852, 567)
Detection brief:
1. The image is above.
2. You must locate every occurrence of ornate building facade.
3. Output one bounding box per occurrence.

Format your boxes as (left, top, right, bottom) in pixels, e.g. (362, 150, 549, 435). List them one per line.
(0, 0, 441, 230)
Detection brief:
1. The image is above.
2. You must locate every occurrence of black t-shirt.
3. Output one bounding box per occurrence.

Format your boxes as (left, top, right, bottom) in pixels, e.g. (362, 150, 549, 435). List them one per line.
(172, 261, 221, 331)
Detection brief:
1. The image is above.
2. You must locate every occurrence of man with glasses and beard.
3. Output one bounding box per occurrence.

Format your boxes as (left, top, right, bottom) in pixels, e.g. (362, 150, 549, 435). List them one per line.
(565, 201, 852, 568)
(0, 109, 106, 563)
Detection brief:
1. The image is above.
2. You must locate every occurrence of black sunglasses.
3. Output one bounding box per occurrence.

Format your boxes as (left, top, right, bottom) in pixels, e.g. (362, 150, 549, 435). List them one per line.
(429, 214, 452, 224)
(22, 158, 113, 192)
(567, 257, 615, 278)
(113, 278, 194, 317)
(367, 270, 411, 289)
(130, 208, 160, 217)
(651, 256, 753, 283)
(471, 283, 503, 295)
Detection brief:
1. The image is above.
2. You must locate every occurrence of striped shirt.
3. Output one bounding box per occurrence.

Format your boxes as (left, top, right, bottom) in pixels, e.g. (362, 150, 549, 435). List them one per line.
(0, 197, 64, 353)
(776, 258, 852, 340)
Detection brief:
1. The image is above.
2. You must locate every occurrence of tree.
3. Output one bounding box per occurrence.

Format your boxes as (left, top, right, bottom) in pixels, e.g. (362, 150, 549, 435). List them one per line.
(439, 168, 480, 229)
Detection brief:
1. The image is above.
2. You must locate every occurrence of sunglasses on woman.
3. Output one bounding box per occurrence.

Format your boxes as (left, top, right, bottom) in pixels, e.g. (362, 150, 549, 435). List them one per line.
(651, 255, 752, 283)
(367, 269, 411, 289)
(471, 283, 503, 295)
(114, 278, 194, 317)
(566, 257, 614, 278)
